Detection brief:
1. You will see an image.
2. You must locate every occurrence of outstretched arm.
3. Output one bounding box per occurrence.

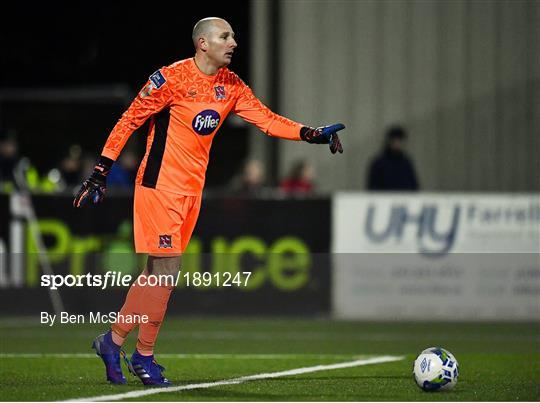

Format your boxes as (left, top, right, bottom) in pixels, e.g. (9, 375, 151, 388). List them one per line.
(233, 79, 345, 153)
(233, 80, 302, 140)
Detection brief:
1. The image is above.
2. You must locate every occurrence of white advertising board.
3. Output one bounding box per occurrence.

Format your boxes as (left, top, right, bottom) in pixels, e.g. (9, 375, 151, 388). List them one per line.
(332, 193, 540, 321)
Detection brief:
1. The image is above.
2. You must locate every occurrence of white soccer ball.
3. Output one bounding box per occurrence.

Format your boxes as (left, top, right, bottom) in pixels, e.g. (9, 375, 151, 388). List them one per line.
(413, 347, 459, 391)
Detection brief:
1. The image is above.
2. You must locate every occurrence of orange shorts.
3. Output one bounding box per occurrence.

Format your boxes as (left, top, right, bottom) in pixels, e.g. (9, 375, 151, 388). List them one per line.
(133, 185, 202, 254)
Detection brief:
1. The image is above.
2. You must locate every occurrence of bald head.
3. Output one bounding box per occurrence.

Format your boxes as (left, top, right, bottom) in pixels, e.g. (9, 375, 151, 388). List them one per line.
(192, 17, 229, 49)
(192, 17, 237, 73)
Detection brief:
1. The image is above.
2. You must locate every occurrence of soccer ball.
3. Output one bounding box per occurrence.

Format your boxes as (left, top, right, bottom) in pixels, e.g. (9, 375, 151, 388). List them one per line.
(413, 347, 459, 391)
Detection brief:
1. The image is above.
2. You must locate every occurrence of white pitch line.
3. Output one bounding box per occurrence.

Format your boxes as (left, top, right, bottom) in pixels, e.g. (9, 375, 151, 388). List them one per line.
(4, 328, 538, 342)
(65, 355, 403, 402)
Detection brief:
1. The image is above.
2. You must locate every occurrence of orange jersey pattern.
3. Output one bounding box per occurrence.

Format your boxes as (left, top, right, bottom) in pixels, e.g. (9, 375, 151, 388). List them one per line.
(102, 58, 303, 195)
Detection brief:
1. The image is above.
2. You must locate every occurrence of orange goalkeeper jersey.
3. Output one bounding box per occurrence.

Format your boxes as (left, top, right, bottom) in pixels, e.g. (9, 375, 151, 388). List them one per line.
(101, 58, 303, 195)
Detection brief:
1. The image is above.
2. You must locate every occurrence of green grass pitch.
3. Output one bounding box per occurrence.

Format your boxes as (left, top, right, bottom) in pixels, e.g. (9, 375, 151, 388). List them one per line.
(0, 318, 539, 401)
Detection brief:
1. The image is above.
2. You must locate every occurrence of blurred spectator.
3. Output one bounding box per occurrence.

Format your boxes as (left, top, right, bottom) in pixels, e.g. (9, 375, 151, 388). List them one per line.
(0, 134, 20, 188)
(0, 135, 59, 193)
(229, 159, 268, 196)
(280, 159, 315, 196)
(367, 125, 419, 191)
(59, 144, 83, 186)
(108, 149, 139, 189)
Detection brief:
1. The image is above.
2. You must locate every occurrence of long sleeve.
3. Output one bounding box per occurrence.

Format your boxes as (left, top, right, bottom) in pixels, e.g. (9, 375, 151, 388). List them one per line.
(233, 80, 303, 141)
(101, 68, 175, 161)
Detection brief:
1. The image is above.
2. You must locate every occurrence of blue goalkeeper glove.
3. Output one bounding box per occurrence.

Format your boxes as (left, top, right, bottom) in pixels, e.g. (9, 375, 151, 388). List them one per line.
(300, 123, 345, 154)
(73, 156, 113, 208)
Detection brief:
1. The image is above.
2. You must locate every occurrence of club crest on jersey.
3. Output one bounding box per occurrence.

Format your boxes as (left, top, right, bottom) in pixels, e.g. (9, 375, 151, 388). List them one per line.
(149, 70, 166, 89)
(214, 85, 226, 100)
(192, 110, 220, 135)
(158, 235, 172, 249)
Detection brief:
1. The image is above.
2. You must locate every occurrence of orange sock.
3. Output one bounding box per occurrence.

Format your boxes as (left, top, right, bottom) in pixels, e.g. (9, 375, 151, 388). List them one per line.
(136, 283, 174, 356)
(111, 273, 149, 345)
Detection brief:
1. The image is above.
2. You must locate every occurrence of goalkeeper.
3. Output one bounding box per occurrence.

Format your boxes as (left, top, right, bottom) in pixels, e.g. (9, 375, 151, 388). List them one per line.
(74, 17, 345, 387)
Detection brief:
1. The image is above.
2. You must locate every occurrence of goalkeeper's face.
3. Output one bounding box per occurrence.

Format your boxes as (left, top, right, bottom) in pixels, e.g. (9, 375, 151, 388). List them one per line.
(206, 20, 237, 68)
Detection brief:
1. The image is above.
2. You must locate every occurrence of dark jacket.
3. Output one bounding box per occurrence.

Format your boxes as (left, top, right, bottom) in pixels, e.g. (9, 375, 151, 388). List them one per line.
(367, 148, 419, 191)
